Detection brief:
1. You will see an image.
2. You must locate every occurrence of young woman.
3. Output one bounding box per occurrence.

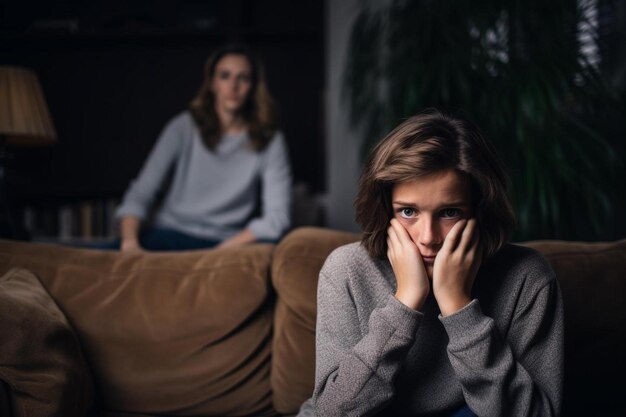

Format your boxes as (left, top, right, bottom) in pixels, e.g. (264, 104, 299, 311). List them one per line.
(115, 44, 292, 251)
(298, 110, 563, 416)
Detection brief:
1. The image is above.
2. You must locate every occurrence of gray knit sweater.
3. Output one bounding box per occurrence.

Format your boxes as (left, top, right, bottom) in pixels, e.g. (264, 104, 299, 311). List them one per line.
(298, 242, 563, 417)
(115, 112, 292, 241)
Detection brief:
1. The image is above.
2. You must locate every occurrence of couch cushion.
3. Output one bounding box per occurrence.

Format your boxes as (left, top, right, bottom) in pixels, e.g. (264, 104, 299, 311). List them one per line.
(0, 267, 94, 417)
(0, 240, 276, 417)
(524, 239, 626, 416)
(271, 227, 360, 414)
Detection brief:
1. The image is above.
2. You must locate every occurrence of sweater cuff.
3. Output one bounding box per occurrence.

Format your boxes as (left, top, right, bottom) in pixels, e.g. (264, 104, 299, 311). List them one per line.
(380, 294, 424, 339)
(247, 217, 287, 241)
(114, 204, 147, 221)
(439, 299, 491, 348)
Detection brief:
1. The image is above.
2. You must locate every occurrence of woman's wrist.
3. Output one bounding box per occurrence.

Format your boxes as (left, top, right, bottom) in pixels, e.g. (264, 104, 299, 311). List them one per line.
(437, 293, 472, 316)
(121, 238, 141, 252)
(395, 286, 428, 311)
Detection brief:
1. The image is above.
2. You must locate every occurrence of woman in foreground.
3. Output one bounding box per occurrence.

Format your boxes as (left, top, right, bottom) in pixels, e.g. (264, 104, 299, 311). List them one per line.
(298, 110, 563, 416)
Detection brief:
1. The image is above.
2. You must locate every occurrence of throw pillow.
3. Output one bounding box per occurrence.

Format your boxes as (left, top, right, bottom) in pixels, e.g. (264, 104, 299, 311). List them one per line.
(0, 268, 93, 417)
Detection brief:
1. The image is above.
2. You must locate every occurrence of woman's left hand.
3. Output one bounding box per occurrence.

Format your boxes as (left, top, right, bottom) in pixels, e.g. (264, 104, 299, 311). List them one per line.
(216, 228, 257, 249)
(432, 218, 482, 316)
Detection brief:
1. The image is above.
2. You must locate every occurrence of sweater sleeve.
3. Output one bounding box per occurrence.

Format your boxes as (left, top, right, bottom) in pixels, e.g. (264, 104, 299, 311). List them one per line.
(246, 132, 292, 240)
(440, 261, 564, 417)
(311, 257, 424, 417)
(115, 115, 185, 221)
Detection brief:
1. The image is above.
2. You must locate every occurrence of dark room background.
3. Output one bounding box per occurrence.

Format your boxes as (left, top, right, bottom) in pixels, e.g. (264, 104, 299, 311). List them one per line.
(0, 0, 324, 241)
(2, 0, 625, 243)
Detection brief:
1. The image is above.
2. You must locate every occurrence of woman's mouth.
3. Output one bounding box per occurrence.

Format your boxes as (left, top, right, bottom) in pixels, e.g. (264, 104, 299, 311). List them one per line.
(421, 255, 436, 264)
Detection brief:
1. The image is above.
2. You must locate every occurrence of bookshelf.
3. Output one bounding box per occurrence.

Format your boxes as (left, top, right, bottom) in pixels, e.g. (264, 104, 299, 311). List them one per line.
(23, 198, 120, 243)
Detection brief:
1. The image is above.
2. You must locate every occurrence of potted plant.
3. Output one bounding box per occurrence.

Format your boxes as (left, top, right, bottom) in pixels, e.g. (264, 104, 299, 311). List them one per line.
(344, 0, 624, 240)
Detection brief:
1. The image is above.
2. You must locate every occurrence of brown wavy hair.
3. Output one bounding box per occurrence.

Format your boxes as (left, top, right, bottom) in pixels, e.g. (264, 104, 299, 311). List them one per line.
(355, 109, 516, 260)
(189, 44, 278, 151)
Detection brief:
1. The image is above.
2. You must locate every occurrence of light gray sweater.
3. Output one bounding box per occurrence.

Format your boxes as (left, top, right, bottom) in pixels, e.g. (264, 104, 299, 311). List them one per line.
(115, 112, 292, 241)
(298, 242, 563, 417)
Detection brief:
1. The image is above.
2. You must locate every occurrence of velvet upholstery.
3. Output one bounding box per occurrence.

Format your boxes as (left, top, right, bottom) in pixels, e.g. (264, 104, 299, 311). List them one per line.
(271, 228, 359, 413)
(0, 240, 275, 416)
(524, 239, 626, 416)
(0, 229, 624, 417)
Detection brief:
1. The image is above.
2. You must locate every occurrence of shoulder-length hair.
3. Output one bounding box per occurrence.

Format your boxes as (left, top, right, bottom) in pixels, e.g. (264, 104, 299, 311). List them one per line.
(189, 44, 278, 151)
(355, 109, 516, 260)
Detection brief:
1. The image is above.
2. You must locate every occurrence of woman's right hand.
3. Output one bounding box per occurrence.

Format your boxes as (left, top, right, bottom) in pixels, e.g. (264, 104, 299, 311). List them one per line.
(387, 218, 430, 310)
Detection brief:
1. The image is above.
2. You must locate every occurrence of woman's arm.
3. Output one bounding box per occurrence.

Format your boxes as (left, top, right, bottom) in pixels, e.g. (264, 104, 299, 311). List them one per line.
(115, 114, 186, 250)
(441, 259, 564, 417)
(246, 132, 292, 241)
(311, 250, 423, 417)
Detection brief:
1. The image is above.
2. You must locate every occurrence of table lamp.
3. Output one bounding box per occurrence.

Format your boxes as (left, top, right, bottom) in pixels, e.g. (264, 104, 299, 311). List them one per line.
(0, 66, 57, 238)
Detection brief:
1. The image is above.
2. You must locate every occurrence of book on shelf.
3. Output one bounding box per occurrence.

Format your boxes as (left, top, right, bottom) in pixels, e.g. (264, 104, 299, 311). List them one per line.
(23, 198, 120, 242)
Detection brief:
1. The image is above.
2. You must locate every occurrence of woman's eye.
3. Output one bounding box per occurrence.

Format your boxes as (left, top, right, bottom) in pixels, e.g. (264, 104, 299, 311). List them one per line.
(400, 208, 415, 218)
(441, 208, 461, 219)
(238, 74, 251, 83)
(219, 71, 230, 80)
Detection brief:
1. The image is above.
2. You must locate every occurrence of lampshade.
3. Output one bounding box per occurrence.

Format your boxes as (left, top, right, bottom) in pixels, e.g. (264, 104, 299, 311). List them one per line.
(0, 66, 57, 146)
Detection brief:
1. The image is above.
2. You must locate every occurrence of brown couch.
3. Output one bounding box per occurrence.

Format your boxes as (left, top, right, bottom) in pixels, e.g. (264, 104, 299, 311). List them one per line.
(0, 227, 624, 417)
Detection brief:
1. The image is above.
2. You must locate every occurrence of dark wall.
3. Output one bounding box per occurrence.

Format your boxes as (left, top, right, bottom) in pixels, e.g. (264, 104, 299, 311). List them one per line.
(1, 0, 325, 204)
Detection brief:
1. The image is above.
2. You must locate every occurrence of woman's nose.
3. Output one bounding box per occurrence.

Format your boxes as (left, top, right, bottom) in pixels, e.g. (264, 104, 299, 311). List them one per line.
(415, 217, 440, 247)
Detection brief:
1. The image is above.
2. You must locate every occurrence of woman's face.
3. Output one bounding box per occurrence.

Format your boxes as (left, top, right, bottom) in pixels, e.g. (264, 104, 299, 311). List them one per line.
(391, 169, 473, 278)
(211, 53, 253, 114)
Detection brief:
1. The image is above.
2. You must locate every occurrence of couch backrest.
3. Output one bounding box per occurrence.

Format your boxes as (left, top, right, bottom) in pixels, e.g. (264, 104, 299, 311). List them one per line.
(0, 240, 276, 417)
(272, 228, 626, 416)
(523, 239, 626, 416)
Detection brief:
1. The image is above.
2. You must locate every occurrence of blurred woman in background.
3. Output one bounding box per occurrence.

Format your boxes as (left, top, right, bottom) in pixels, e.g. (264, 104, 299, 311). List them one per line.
(115, 44, 292, 251)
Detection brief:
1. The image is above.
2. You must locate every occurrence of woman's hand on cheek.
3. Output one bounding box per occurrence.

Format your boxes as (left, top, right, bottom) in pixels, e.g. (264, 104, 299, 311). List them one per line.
(387, 218, 430, 311)
(432, 218, 482, 316)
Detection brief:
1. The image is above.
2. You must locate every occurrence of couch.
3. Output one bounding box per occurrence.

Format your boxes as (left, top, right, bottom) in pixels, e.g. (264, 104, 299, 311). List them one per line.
(0, 227, 624, 417)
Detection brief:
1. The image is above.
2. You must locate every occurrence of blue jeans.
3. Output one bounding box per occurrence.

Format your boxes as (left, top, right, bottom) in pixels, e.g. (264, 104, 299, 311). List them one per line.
(449, 405, 476, 417)
(90, 227, 221, 251)
(422, 404, 477, 417)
